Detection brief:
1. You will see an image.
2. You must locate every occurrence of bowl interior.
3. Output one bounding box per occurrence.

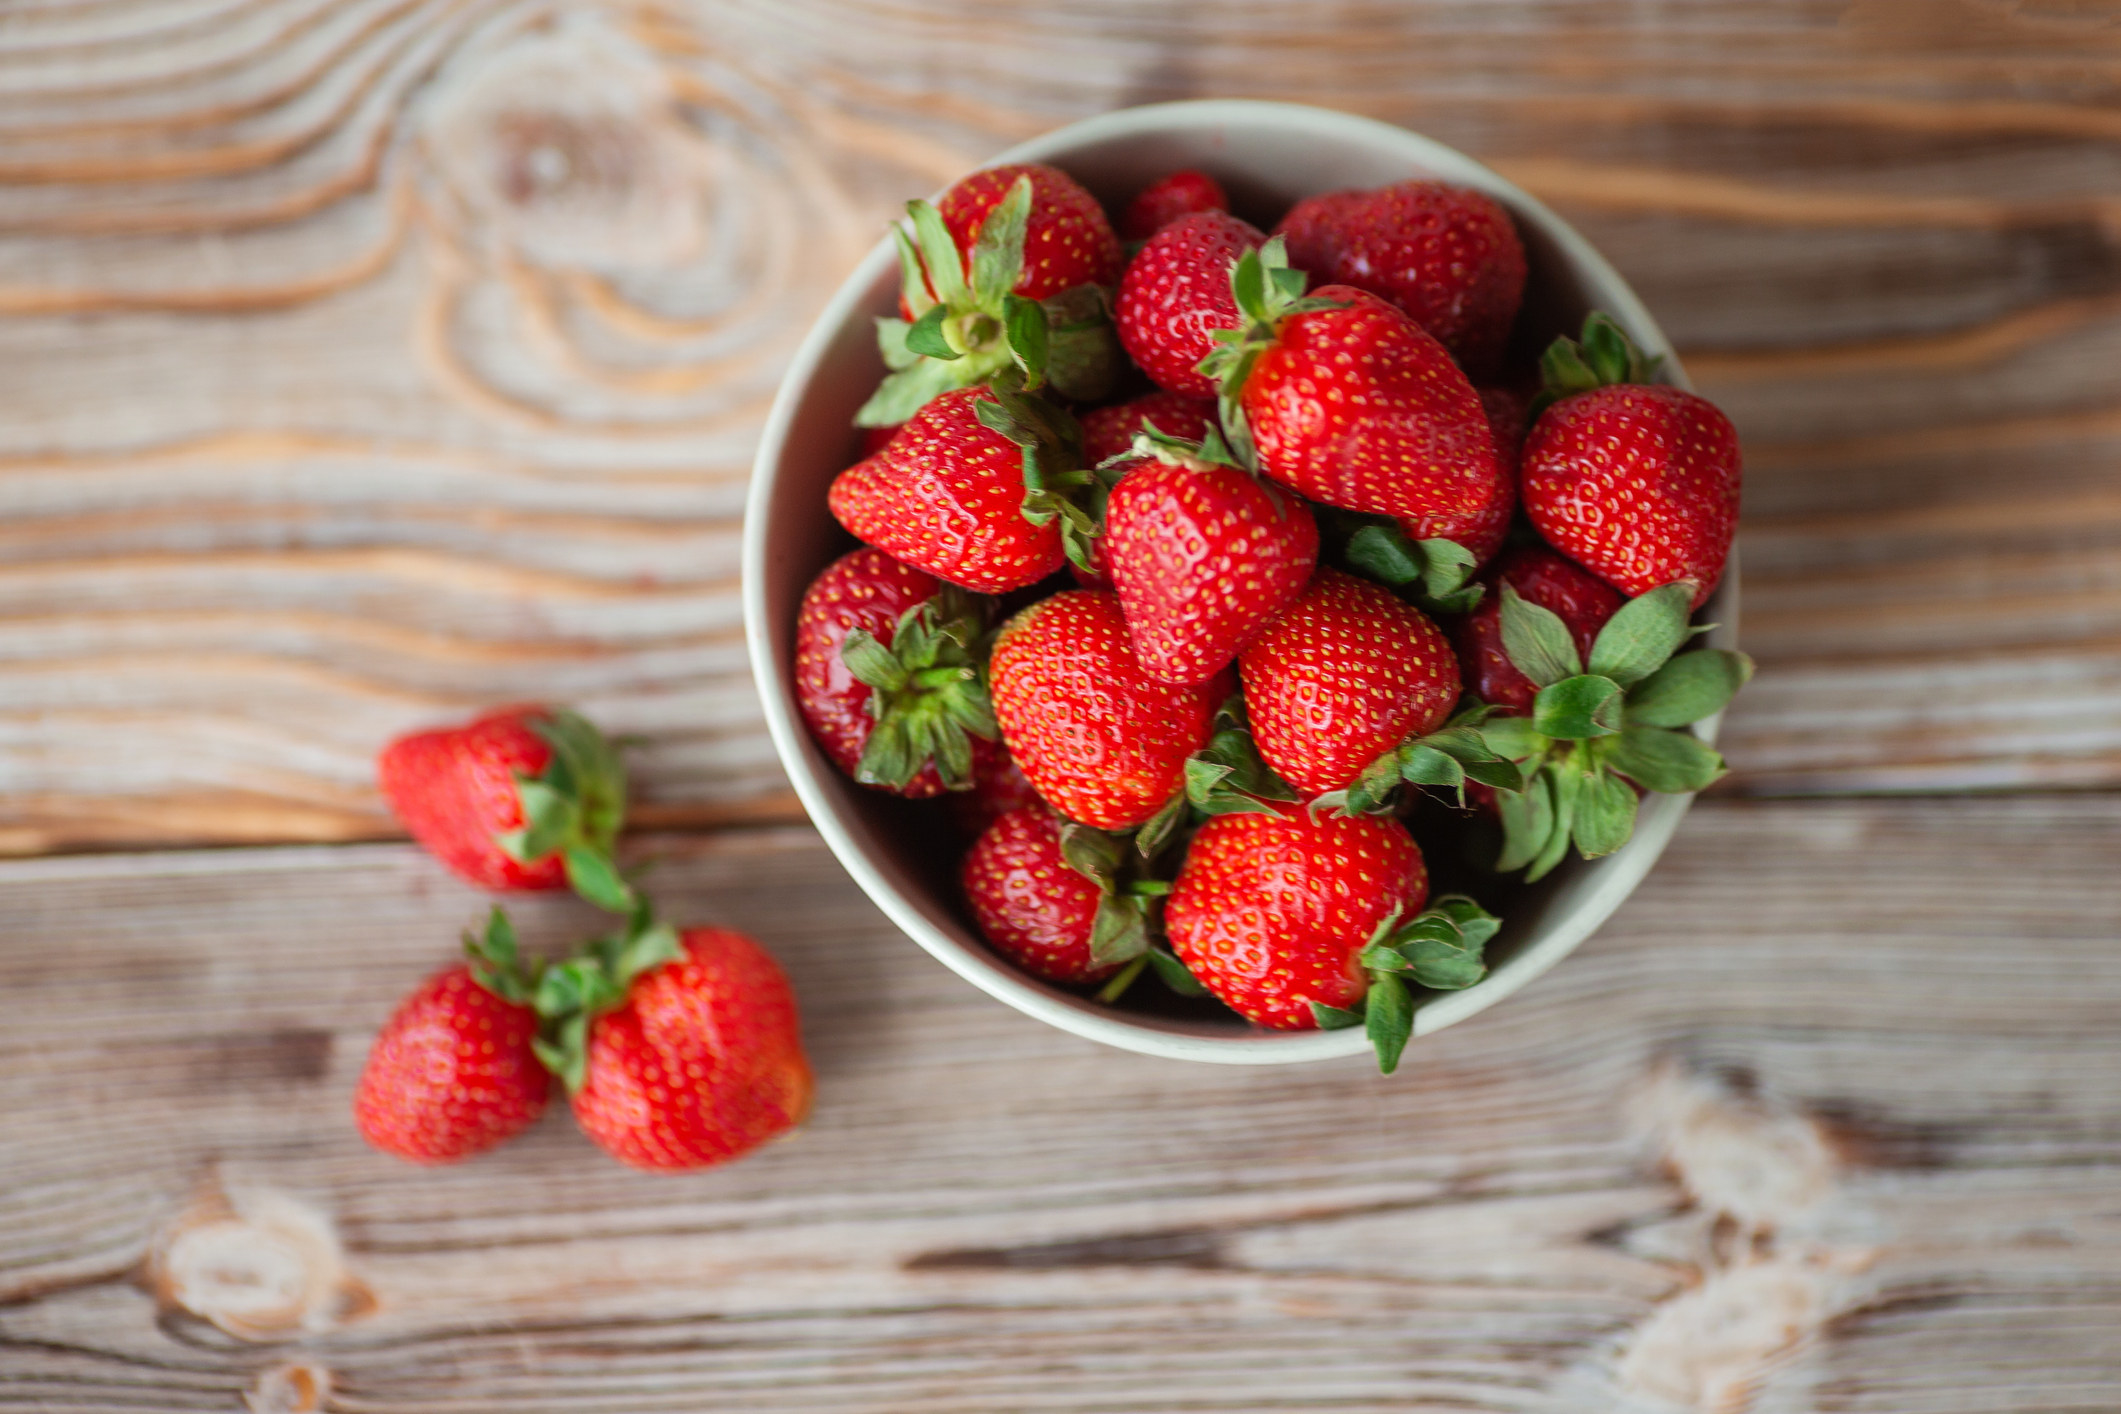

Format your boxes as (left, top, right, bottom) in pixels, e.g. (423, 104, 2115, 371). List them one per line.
(745, 101, 1733, 1063)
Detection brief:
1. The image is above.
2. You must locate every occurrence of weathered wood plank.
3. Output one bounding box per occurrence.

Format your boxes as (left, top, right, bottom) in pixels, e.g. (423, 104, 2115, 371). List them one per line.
(2, 799, 2119, 1411)
(2, 0, 2121, 844)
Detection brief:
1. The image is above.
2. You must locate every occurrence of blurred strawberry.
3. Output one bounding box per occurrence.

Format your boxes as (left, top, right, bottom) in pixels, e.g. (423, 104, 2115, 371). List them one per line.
(1117, 210, 1266, 396)
(1121, 169, 1229, 241)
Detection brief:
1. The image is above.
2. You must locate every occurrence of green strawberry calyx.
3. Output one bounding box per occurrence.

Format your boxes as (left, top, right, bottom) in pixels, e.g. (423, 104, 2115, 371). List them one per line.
(1311, 895, 1502, 1074)
(1055, 820, 1208, 1005)
(1482, 581, 1755, 881)
(462, 902, 686, 1095)
(858, 177, 1120, 427)
(972, 378, 1108, 574)
(840, 585, 998, 793)
(1312, 700, 1526, 818)
(1528, 311, 1668, 420)
(498, 708, 635, 915)
(1331, 512, 1484, 616)
(1197, 235, 1347, 467)
(1178, 695, 1303, 824)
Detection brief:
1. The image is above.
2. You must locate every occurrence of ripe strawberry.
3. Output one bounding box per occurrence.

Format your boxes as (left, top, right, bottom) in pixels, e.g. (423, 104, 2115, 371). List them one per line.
(572, 926, 814, 1171)
(830, 385, 1072, 594)
(947, 745, 1045, 835)
(924, 162, 1121, 307)
(987, 590, 1220, 829)
(1239, 568, 1461, 795)
(1121, 169, 1229, 241)
(857, 423, 902, 459)
(1165, 804, 1426, 1028)
(1452, 545, 1623, 713)
(794, 546, 997, 797)
(1116, 210, 1266, 396)
(1080, 391, 1216, 466)
(354, 962, 547, 1164)
(961, 806, 1120, 984)
(1103, 428, 1318, 685)
(379, 705, 630, 909)
(1276, 181, 1526, 377)
(1520, 314, 1740, 609)
(1203, 247, 1509, 562)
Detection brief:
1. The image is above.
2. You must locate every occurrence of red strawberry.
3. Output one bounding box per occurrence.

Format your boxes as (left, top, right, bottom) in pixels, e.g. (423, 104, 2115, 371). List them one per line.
(1277, 181, 1526, 378)
(1519, 315, 1741, 608)
(856, 423, 902, 459)
(1103, 433, 1318, 686)
(947, 745, 1045, 835)
(571, 926, 814, 1172)
(794, 547, 997, 797)
(1452, 545, 1624, 713)
(1121, 169, 1229, 241)
(1080, 392, 1216, 466)
(1425, 386, 1530, 565)
(1116, 210, 1266, 396)
(1208, 256, 1509, 561)
(1239, 568, 1460, 795)
(354, 963, 548, 1164)
(919, 162, 1121, 310)
(1164, 803, 1427, 1029)
(829, 385, 1066, 594)
(988, 590, 1220, 829)
(961, 806, 1121, 984)
(379, 705, 628, 906)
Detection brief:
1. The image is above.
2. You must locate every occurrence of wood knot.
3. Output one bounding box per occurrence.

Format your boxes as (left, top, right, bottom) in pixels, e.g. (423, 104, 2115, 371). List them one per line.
(141, 1182, 374, 1342)
(245, 1361, 332, 1414)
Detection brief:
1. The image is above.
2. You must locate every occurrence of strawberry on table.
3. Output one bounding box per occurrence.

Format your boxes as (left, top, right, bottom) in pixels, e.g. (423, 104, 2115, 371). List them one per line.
(1276, 180, 1526, 378)
(1121, 169, 1229, 241)
(1452, 545, 1624, 714)
(1164, 803, 1500, 1070)
(830, 384, 1085, 594)
(1116, 210, 1266, 396)
(795, 546, 997, 797)
(353, 912, 549, 1164)
(987, 589, 1221, 829)
(571, 925, 814, 1172)
(1520, 314, 1741, 608)
(863, 164, 1121, 425)
(379, 704, 631, 911)
(1104, 425, 1318, 686)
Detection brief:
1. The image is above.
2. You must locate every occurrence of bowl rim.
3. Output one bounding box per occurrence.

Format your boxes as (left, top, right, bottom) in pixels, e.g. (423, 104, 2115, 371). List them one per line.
(743, 99, 1735, 1064)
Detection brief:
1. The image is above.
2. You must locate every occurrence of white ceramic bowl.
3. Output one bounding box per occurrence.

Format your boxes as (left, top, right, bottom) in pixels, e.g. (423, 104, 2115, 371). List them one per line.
(744, 100, 1736, 1064)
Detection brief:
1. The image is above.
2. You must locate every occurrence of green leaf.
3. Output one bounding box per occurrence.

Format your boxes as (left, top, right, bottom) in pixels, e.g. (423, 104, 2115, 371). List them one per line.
(1344, 523, 1426, 587)
(875, 316, 919, 371)
(1533, 675, 1625, 741)
(855, 356, 962, 427)
(1311, 1000, 1364, 1030)
(1229, 243, 1268, 323)
(1606, 724, 1728, 794)
(892, 226, 935, 319)
(1429, 894, 1502, 951)
(1463, 755, 1526, 793)
(1627, 649, 1755, 728)
(561, 844, 634, 914)
(1058, 822, 1124, 887)
(1588, 583, 1695, 686)
(532, 1011, 590, 1095)
(1342, 749, 1406, 814)
(1580, 311, 1638, 386)
(907, 199, 967, 307)
(1414, 538, 1478, 601)
(502, 777, 577, 864)
(1364, 974, 1414, 1075)
(1089, 894, 1150, 968)
(853, 714, 916, 789)
(1003, 294, 1049, 389)
(839, 628, 909, 692)
(1495, 770, 1555, 873)
(903, 304, 959, 361)
(1498, 584, 1583, 688)
(1477, 714, 1544, 762)
(1039, 284, 1118, 404)
(1527, 765, 1581, 883)
(1093, 954, 1150, 1005)
(1397, 922, 1488, 991)
(613, 919, 683, 991)
(1570, 771, 1639, 859)
(463, 906, 536, 1004)
(1398, 744, 1465, 790)
(1148, 945, 1210, 997)
(969, 175, 1031, 305)
(929, 717, 975, 789)
(1135, 790, 1188, 860)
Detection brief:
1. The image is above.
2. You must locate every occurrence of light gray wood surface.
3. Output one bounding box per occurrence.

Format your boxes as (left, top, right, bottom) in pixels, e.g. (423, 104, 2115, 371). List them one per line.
(3, 801, 2119, 1412)
(4, 0, 2121, 849)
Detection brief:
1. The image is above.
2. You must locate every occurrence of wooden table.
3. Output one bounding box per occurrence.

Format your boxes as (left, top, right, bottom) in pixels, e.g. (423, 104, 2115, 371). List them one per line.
(3, 3, 2119, 1410)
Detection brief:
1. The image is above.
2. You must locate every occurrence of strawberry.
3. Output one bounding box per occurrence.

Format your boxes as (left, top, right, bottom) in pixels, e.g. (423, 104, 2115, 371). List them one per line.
(1238, 568, 1462, 796)
(354, 910, 550, 1163)
(1080, 391, 1216, 466)
(856, 423, 902, 459)
(947, 745, 1045, 836)
(794, 547, 997, 797)
(1116, 210, 1266, 396)
(1202, 245, 1509, 566)
(378, 705, 632, 911)
(1121, 169, 1229, 241)
(1103, 426, 1318, 685)
(961, 807, 1120, 984)
(571, 926, 814, 1172)
(1519, 314, 1741, 608)
(830, 384, 1084, 594)
(1276, 181, 1526, 378)
(863, 165, 1120, 426)
(1452, 545, 1623, 714)
(1163, 804, 1501, 1070)
(987, 590, 1220, 829)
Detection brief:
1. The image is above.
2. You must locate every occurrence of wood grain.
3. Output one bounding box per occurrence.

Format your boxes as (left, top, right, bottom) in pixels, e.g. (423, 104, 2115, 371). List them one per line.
(2, 799, 2119, 1411)
(1, 1, 2119, 836)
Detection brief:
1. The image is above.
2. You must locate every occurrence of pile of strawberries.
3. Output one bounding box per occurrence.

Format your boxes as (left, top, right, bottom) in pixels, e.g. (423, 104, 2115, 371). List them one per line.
(797, 162, 1751, 1071)
(357, 707, 812, 1168)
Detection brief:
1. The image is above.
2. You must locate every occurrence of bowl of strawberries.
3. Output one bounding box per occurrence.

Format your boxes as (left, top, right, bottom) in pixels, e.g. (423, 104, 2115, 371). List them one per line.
(744, 100, 1748, 1068)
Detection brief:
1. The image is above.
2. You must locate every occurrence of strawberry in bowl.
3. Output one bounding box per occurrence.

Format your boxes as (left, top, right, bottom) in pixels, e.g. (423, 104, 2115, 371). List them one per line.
(745, 101, 1747, 1066)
